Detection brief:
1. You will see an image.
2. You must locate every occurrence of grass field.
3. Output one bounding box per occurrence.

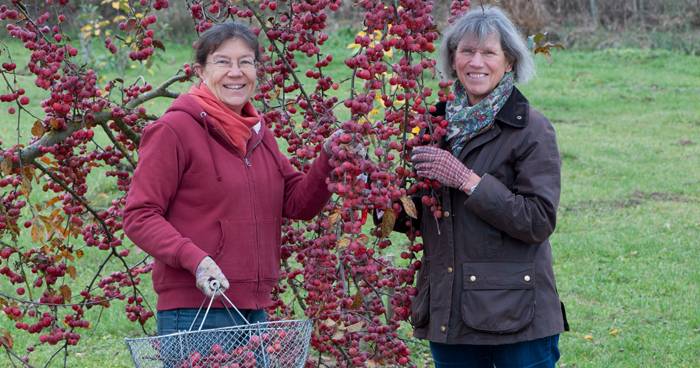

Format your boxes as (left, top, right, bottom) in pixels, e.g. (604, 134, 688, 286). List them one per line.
(1, 32, 699, 367)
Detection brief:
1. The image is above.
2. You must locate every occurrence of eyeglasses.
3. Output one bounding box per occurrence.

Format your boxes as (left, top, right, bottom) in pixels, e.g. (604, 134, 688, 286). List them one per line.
(206, 57, 256, 71)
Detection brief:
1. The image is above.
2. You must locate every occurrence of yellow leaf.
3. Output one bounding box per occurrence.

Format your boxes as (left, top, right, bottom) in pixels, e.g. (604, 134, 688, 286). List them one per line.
(81, 24, 93, 32)
(400, 195, 417, 219)
(337, 237, 350, 249)
(30, 221, 44, 243)
(46, 196, 61, 207)
(583, 334, 593, 341)
(345, 321, 364, 333)
(331, 330, 344, 340)
(380, 210, 396, 238)
(328, 210, 341, 227)
(322, 318, 337, 328)
(111, 1, 120, 9)
(609, 328, 620, 336)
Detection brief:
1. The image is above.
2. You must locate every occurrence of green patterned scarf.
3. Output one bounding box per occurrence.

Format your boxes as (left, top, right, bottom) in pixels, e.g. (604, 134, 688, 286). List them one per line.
(446, 72, 514, 156)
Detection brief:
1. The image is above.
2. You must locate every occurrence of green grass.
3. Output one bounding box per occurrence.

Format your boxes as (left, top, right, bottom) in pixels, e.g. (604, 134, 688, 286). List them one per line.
(1, 32, 700, 367)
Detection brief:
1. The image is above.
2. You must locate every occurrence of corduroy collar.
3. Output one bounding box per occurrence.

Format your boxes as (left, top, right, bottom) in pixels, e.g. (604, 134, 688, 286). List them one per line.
(495, 87, 529, 128)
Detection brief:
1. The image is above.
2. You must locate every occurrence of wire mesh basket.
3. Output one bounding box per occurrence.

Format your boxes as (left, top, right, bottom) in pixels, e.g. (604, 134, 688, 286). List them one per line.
(125, 281, 313, 368)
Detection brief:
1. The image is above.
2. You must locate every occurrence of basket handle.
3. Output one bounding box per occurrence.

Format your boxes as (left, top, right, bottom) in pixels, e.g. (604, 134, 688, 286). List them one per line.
(188, 279, 251, 332)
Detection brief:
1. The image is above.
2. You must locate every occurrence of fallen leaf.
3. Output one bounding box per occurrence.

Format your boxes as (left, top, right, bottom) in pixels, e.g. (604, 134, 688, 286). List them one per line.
(609, 328, 620, 336)
(583, 334, 593, 341)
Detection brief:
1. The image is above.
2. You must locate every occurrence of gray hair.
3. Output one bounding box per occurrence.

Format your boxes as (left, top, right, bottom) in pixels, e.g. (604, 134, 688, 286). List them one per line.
(438, 6, 535, 84)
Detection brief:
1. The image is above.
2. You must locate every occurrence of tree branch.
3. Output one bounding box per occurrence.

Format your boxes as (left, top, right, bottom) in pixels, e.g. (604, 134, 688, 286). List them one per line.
(1, 72, 187, 169)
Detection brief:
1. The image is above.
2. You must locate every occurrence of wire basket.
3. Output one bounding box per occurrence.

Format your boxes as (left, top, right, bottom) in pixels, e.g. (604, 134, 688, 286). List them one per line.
(125, 281, 313, 368)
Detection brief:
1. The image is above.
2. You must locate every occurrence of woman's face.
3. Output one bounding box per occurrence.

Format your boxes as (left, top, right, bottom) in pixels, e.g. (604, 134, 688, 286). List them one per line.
(452, 33, 512, 105)
(195, 38, 256, 114)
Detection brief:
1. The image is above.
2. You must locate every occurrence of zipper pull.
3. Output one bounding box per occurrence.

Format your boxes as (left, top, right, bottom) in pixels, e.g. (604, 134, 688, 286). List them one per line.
(244, 157, 251, 167)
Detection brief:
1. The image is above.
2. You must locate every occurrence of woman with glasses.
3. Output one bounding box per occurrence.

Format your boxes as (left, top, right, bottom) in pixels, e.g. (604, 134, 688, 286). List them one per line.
(123, 21, 346, 335)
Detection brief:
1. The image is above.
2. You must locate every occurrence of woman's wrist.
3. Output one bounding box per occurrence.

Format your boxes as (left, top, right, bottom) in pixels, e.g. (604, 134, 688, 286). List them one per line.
(460, 173, 481, 195)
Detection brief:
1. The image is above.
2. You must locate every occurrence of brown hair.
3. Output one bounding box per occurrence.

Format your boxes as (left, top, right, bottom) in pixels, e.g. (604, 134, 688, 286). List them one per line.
(193, 21, 260, 64)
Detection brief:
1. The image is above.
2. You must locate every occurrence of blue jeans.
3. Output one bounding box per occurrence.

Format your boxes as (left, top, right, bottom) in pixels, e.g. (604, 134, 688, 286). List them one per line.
(157, 307, 267, 335)
(430, 335, 560, 368)
(154, 308, 267, 367)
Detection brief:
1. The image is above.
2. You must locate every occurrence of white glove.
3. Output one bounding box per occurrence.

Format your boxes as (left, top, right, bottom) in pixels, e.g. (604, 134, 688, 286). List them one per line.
(195, 256, 229, 297)
(323, 129, 366, 157)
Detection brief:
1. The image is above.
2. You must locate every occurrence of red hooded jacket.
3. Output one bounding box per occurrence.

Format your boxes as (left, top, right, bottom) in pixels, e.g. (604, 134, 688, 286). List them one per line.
(123, 94, 332, 311)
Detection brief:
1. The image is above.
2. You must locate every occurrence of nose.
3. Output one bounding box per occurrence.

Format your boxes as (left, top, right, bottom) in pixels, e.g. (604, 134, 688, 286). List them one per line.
(468, 52, 484, 67)
(226, 65, 243, 76)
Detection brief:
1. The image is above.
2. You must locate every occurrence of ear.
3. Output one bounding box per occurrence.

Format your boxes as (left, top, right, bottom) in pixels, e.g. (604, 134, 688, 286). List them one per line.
(505, 62, 513, 73)
(193, 63, 205, 80)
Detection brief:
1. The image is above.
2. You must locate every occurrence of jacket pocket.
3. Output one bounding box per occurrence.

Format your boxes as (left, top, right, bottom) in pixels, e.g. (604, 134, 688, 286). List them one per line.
(257, 217, 281, 282)
(461, 262, 535, 334)
(410, 261, 430, 328)
(215, 219, 257, 282)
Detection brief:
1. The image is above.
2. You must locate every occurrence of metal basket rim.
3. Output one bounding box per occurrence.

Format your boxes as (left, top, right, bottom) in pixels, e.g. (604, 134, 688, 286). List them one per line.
(124, 318, 312, 344)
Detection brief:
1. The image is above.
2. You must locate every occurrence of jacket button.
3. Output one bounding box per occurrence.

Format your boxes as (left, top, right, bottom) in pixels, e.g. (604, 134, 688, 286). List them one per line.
(447, 267, 453, 273)
(516, 115, 522, 120)
(440, 325, 447, 332)
(443, 211, 450, 217)
(524, 275, 531, 282)
(469, 275, 476, 282)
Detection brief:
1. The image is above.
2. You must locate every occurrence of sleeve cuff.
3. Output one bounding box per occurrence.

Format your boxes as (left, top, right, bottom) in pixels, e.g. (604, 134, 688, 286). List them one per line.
(177, 241, 209, 275)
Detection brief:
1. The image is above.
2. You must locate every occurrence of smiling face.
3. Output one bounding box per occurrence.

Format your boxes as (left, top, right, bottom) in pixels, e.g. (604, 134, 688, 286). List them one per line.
(452, 32, 513, 105)
(194, 37, 257, 114)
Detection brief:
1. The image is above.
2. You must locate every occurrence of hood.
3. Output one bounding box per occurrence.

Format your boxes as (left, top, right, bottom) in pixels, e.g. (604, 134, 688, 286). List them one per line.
(162, 92, 266, 181)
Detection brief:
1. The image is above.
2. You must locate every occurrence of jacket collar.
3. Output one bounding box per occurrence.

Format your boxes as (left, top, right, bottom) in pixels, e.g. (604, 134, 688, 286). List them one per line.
(495, 87, 529, 128)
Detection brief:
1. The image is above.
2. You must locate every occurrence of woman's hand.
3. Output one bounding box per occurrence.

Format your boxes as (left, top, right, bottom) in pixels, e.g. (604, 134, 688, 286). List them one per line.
(324, 129, 366, 157)
(411, 146, 480, 193)
(195, 256, 230, 297)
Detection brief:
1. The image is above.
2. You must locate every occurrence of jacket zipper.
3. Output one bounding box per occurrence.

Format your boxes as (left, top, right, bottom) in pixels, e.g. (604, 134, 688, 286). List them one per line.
(243, 135, 263, 302)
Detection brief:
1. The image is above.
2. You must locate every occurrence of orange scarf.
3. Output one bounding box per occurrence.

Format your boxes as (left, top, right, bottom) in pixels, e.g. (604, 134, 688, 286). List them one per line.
(189, 83, 259, 154)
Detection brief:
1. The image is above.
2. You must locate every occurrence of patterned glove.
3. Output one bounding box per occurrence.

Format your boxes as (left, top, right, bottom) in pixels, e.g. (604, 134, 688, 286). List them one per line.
(411, 146, 474, 191)
(324, 129, 366, 157)
(195, 256, 229, 297)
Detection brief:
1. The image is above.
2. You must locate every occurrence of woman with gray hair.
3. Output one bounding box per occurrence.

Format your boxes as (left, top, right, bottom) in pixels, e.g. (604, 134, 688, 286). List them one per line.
(406, 6, 568, 367)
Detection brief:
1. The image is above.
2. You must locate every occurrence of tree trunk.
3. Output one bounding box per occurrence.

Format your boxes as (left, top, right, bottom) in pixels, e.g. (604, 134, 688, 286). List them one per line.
(589, 0, 599, 27)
